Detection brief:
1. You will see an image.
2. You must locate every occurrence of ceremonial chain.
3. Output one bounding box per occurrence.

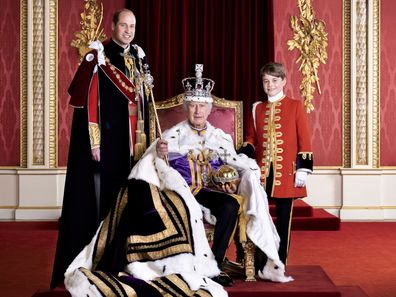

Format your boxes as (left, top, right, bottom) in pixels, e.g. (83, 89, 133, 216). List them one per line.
(105, 57, 134, 94)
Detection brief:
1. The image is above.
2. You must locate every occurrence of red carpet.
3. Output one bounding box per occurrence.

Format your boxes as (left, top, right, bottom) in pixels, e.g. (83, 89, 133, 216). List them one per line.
(270, 200, 341, 231)
(0, 222, 394, 297)
(226, 265, 341, 297)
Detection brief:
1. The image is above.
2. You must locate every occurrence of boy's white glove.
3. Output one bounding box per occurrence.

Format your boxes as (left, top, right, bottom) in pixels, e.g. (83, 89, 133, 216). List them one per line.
(294, 171, 307, 187)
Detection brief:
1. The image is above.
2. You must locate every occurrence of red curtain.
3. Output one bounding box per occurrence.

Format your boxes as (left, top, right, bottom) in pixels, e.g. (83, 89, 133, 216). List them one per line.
(128, 0, 273, 115)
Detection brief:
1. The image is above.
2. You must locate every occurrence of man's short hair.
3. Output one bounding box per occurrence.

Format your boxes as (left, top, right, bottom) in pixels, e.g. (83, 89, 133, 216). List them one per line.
(112, 8, 135, 25)
(260, 62, 286, 79)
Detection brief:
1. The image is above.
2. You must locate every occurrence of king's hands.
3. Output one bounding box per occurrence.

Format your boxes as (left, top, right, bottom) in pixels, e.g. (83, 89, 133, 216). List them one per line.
(215, 180, 240, 194)
(156, 139, 168, 159)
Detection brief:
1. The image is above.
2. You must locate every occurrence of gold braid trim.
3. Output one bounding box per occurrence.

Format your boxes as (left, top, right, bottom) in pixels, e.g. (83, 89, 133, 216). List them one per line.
(298, 151, 313, 160)
(89, 122, 100, 149)
(230, 193, 247, 243)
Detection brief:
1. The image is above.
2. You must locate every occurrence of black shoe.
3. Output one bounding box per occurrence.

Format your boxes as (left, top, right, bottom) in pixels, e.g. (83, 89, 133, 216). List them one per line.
(211, 271, 234, 287)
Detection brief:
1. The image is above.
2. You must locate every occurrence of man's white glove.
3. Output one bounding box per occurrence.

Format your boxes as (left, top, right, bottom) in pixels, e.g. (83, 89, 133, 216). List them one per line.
(89, 40, 106, 66)
(294, 171, 308, 187)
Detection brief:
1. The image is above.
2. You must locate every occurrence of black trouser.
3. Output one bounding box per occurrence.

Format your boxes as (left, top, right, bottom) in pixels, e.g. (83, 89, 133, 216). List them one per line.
(271, 198, 294, 265)
(265, 164, 295, 265)
(195, 189, 240, 269)
(255, 165, 294, 270)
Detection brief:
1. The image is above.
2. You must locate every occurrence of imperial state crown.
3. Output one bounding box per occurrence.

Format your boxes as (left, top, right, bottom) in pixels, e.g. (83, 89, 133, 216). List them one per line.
(182, 64, 214, 103)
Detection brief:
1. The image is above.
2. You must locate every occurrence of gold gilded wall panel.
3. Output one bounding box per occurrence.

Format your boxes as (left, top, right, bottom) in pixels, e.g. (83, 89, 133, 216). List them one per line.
(343, 0, 380, 168)
(32, 0, 45, 165)
(48, 0, 58, 168)
(343, 0, 351, 168)
(372, 0, 380, 168)
(20, 0, 58, 168)
(20, 0, 28, 167)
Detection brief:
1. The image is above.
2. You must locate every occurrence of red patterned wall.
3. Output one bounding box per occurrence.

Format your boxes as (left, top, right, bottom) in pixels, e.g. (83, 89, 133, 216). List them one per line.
(41, 0, 396, 167)
(0, 0, 20, 166)
(58, 0, 127, 166)
(380, 0, 396, 166)
(273, 0, 343, 167)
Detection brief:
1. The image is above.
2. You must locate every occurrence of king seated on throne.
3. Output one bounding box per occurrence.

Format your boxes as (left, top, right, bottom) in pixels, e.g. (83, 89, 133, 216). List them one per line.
(64, 65, 292, 297)
(156, 64, 293, 285)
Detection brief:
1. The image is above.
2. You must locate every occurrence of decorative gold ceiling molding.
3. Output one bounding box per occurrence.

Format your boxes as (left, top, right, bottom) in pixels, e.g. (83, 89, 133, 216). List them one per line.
(287, 0, 328, 113)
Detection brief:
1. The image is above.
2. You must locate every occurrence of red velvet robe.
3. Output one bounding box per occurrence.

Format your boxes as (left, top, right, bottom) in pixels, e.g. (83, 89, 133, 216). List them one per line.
(245, 96, 313, 198)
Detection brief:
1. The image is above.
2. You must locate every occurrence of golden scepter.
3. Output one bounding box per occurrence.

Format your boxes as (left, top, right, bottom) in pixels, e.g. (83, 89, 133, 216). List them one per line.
(142, 64, 169, 165)
(132, 71, 146, 161)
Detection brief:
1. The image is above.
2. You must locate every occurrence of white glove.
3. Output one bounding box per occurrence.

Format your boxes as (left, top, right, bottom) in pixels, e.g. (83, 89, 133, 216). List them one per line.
(294, 171, 308, 187)
(89, 40, 105, 66)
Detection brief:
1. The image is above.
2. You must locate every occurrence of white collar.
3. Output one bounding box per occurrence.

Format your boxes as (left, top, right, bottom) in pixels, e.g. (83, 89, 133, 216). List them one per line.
(268, 90, 284, 103)
(123, 44, 130, 54)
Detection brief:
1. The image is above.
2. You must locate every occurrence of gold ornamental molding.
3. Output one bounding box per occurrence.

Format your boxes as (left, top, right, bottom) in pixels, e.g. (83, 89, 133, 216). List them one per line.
(355, 0, 368, 166)
(32, 0, 45, 165)
(287, 0, 328, 113)
(71, 0, 107, 61)
(48, 0, 58, 168)
(20, 0, 58, 168)
(20, 0, 28, 167)
(343, 0, 352, 168)
(343, 0, 380, 168)
(371, 0, 380, 168)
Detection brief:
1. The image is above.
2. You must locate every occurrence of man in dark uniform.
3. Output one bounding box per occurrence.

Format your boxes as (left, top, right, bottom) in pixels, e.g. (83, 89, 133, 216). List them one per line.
(50, 9, 150, 289)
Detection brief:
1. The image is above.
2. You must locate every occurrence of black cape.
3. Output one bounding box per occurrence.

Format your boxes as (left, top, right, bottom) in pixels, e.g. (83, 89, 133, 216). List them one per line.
(65, 179, 219, 297)
(50, 39, 149, 289)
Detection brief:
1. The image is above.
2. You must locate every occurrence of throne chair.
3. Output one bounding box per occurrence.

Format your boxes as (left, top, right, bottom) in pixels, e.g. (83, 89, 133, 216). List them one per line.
(149, 93, 256, 281)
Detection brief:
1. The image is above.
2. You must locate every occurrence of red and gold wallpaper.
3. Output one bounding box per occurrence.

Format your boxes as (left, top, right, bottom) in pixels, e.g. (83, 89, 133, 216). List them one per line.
(380, 0, 396, 166)
(273, 0, 343, 167)
(1, 0, 394, 167)
(0, 0, 20, 166)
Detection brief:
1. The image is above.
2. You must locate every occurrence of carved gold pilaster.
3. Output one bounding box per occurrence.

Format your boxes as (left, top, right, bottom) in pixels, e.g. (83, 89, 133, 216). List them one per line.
(346, 0, 380, 168)
(343, 0, 351, 168)
(48, 0, 58, 168)
(32, 0, 45, 165)
(20, 0, 28, 168)
(355, 0, 368, 166)
(372, 0, 380, 168)
(20, 0, 58, 168)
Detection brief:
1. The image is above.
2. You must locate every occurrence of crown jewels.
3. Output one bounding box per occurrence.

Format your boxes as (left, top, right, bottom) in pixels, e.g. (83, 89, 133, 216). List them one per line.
(182, 64, 214, 103)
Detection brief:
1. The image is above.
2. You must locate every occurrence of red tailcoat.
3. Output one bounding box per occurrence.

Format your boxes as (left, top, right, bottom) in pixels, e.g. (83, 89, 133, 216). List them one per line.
(245, 96, 313, 198)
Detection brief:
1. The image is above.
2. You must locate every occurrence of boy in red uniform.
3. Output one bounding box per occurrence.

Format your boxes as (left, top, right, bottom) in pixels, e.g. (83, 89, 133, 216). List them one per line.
(242, 62, 313, 267)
